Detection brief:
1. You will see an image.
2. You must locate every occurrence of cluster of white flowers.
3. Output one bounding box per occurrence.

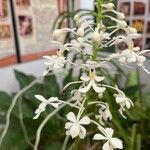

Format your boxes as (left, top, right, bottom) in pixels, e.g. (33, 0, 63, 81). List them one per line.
(33, 1, 150, 150)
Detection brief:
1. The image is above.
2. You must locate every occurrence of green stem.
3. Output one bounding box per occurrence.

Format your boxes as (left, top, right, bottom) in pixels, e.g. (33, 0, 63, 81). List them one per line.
(73, 137, 80, 150)
(92, 0, 103, 61)
(136, 68, 144, 110)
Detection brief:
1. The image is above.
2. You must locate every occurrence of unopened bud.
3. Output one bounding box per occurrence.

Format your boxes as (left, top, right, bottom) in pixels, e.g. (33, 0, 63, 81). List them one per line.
(92, 28, 100, 42)
(74, 14, 80, 22)
(53, 29, 63, 40)
(77, 27, 84, 37)
(128, 27, 137, 34)
(118, 20, 127, 28)
(117, 12, 125, 20)
(102, 3, 115, 10)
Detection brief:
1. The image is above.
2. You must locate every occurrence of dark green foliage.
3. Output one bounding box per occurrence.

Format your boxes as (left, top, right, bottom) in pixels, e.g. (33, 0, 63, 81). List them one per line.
(0, 69, 150, 150)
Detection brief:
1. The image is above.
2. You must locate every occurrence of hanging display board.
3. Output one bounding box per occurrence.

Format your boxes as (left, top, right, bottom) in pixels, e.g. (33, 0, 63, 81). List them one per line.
(118, 0, 150, 49)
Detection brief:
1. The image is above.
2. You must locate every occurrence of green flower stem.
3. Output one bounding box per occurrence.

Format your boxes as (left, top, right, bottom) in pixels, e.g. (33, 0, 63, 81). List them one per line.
(136, 68, 144, 110)
(92, 0, 103, 61)
(73, 137, 80, 150)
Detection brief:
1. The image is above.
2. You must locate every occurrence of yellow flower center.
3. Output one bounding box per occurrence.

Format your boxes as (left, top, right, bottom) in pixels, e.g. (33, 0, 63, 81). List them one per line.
(56, 49, 62, 57)
(127, 41, 134, 52)
(89, 69, 96, 79)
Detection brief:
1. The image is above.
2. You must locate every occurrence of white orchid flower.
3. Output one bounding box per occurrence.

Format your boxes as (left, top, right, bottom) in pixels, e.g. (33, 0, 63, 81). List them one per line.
(96, 104, 112, 125)
(33, 95, 62, 119)
(71, 90, 84, 106)
(43, 49, 66, 76)
(65, 112, 90, 139)
(114, 86, 133, 118)
(78, 69, 106, 93)
(93, 128, 123, 150)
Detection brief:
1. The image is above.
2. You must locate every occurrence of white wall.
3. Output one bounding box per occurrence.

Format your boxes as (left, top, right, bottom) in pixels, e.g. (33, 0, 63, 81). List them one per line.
(0, 59, 45, 94)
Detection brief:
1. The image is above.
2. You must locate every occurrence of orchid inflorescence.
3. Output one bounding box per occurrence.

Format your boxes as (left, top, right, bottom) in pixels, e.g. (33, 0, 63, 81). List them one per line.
(33, 1, 150, 150)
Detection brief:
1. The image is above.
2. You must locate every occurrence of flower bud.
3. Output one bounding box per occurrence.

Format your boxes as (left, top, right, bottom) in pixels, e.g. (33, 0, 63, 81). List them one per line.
(128, 27, 137, 34)
(118, 20, 127, 28)
(74, 14, 80, 22)
(53, 29, 63, 40)
(77, 27, 84, 37)
(92, 28, 100, 42)
(102, 3, 115, 10)
(117, 12, 125, 20)
(76, 19, 82, 27)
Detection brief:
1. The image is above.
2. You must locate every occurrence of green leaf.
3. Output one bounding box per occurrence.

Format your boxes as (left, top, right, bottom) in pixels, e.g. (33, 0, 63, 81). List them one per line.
(44, 142, 62, 150)
(14, 69, 45, 101)
(14, 70, 35, 89)
(44, 75, 60, 97)
(0, 91, 11, 111)
(127, 72, 138, 87)
(1, 127, 28, 150)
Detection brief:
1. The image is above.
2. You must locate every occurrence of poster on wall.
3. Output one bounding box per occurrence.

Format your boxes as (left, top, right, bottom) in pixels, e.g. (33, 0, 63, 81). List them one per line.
(118, 0, 150, 51)
(0, 0, 16, 67)
(14, 0, 60, 62)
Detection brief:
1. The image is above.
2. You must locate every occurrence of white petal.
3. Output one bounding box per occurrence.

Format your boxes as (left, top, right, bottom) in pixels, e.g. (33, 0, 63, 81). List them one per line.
(39, 102, 47, 110)
(79, 125, 86, 139)
(50, 102, 61, 108)
(48, 97, 59, 102)
(33, 113, 40, 119)
(119, 108, 126, 119)
(115, 95, 124, 103)
(105, 128, 114, 138)
(80, 75, 90, 82)
(125, 99, 131, 109)
(133, 47, 140, 52)
(43, 55, 54, 60)
(35, 95, 47, 102)
(78, 81, 92, 93)
(79, 116, 90, 125)
(35, 108, 41, 114)
(65, 122, 73, 129)
(66, 112, 77, 123)
(95, 76, 105, 82)
(93, 133, 107, 140)
(110, 138, 123, 149)
(70, 124, 80, 139)
(103, 141, 111, 150)
(92, 80, 106, 93)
